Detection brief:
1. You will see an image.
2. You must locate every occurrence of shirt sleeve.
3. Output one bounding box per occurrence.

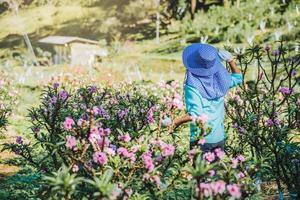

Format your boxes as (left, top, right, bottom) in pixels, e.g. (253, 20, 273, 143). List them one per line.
(184, 85, 204, 117)
(230, 73, 243, 88)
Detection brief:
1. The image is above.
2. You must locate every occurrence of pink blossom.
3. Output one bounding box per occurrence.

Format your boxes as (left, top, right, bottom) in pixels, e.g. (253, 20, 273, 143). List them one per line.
(125, 188, 133, 197)
(236, 172, 245, 179)
(151, 175, 161, 187)
(227, 184, 242, 199)
(265, 119, 274, 127)
(89, 132, 101, 143)
(208, 170, 215, 177)
(131, 145, 140, 153)
(171, 80, 179, 88)
(143, 173, 150, 180)
(141, 152, 155, 172)
(117, 147, 129, 157)
(59, 90, 69, 100)
(237, 155, 245, 162)
(97, 137, 110, 148)
(63, 117, 75, 130)
(199, 182, 212, 197)
(16, 136, 23, 144)
(161, 144, 175, 157)
(65, 135, 77, 150)
(172, 96, 184, 110)
(188, 149, 198, 162)
(211, 180, 226, 195)
(150, 138, 162, 145)
(187, 174, 193, 181)
(127, 152, 136, 163)
(116, 147, 135, 162)
(214, 148, 225, 159)
(111, 185, 122, 199)
(279, 86, 293, 95)
(93, 151, 107, 166)
(104, 147, 116, 156)
(170, 93, 184, 110)
(117, 133, 131, 142)
(72, 164, 79, 172)
(77, 118, 87, 127)
(203, 152, 215, 163)
(90, 127, 99, 135)
(146, 106, 157, 124)
(198, 138, 205, 145)
(138, 136, 144, 143)
(231, 158, 239, 168)
(103, 128, 111, 136)
(155, 155, 163, 162)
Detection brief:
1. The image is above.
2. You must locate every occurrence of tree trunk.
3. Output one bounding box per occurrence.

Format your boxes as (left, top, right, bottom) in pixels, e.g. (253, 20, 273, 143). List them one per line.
(236, 0, 240, 8)
(191, 0, 196, 20)
(224, 0, 230, 8)
(156, 0, 160, 44)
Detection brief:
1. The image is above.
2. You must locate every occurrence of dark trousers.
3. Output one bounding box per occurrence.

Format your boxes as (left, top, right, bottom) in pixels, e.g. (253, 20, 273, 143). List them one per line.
(190, 140, 225, 153)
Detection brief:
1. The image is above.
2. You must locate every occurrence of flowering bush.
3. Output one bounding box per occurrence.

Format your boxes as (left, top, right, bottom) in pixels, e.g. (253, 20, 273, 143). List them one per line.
(0, 75, 18, 134)
(2, 80, 262, 199)
(225, 41, 300, 198)
(184, 148, 260, 200)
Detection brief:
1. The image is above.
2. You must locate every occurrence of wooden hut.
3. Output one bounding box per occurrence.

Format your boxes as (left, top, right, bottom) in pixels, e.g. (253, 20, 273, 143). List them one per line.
(39, 36, 108, 66)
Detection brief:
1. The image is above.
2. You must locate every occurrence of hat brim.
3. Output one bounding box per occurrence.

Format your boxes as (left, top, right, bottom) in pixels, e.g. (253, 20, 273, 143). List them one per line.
(182, 44, 225, 76)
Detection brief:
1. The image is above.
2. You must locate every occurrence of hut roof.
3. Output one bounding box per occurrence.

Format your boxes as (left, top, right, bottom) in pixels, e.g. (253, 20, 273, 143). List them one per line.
(39, 36, 99, 45)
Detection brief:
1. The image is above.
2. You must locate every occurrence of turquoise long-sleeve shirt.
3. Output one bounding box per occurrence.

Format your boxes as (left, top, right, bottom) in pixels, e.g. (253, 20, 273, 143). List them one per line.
(184, 73, 243, 144)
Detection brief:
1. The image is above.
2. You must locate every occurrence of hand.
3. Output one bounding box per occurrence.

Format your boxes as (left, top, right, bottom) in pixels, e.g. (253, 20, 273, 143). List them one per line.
(161, 117, 176, 134)
(161, 117, 172, 128)
(218, 49, 233, 62)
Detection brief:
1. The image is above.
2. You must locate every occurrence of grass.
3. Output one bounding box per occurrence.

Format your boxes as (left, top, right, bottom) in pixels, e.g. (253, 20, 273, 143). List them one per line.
(0, 5, 107, 41)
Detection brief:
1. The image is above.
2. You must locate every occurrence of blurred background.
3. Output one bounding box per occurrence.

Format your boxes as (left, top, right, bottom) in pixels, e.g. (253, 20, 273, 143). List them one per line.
(0, 0, 299, 132)
(0, 0, 299, 84)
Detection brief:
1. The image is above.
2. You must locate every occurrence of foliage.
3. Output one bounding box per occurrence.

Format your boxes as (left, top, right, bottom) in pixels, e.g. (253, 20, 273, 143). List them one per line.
(2, 81, 261, 199)
(159, 0, 299, 54)
(0, 73, 18, 134)
(0, 167, 43, 200)
(225, 41, 300, 197)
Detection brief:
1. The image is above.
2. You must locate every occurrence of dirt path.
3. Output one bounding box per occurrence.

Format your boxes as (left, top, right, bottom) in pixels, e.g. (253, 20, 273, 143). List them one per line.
(0, 131, 20, 180)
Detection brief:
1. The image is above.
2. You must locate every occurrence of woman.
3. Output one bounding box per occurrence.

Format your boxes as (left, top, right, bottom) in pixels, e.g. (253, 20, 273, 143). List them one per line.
(171, 43, 242, 152)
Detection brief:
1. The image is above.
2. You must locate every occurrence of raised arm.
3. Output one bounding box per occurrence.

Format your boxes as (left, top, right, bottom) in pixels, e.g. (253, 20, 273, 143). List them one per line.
(229, 60, 241, 74)
(218, 49, 241, 74)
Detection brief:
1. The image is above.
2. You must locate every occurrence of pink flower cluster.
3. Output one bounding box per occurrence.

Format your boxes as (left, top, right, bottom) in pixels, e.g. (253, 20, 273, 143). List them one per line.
(199, 180, 226, 197)
(151, 139, 175, 157)
(163, 93, 184, 110)
(117, 133, 131, 142)
(231, 155, 245, 168)
(191, 114, 208, 125)
(141, 152, 155, 172)
(89, 127, 111, 148)
(143, 173, 161, 188)
(265, 118, 280, 127)
(161, 143, 175, 157)
(92, 151, 107, 166)
(199, 181, 241, 199)
(117, 147, 136, 163)
(65, 135, 77, 150)
(279, 86, 293, 95)
(146, 106, 157, 124)
(203, 148, 226, 164)
(203, 152, 216, 163)
(227, 184, 242, 199)
(63, 117, 75, 130)
(172, 93, 184, 110)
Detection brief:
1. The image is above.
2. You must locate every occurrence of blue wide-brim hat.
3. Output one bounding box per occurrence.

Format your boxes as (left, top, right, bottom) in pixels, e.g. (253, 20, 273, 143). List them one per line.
(182, 43, 224, 76)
